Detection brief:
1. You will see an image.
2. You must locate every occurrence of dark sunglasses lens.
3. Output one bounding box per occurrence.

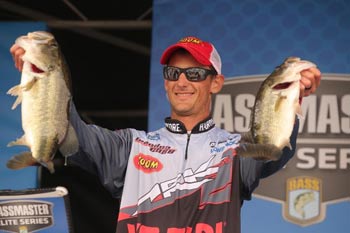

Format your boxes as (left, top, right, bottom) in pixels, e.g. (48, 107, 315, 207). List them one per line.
(164, 67, 180, 81)
(185, 68, 207, 81)
(163, 66, 215, 82)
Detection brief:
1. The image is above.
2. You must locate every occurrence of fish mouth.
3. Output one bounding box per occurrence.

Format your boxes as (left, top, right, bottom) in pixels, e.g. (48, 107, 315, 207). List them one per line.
(272, 81, 294, 90)
(31, 63, 45, 73)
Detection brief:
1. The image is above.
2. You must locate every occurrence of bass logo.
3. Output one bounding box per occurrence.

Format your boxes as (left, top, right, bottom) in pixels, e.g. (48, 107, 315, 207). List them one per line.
(283, 176, 325, 226)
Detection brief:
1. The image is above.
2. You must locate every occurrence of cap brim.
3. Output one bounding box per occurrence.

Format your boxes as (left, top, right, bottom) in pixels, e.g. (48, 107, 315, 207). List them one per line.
(160, 44, 211, 66)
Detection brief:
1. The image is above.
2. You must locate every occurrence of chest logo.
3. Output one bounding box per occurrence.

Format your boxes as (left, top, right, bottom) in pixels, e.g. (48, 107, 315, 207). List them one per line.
(133, 153, 163, 173)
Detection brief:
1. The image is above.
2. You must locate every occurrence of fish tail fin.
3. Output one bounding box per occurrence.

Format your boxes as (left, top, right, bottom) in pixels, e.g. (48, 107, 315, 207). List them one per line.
(7, 152, 37, 170)
(236, 143, 283, 161)
(240, 132, 254, 143)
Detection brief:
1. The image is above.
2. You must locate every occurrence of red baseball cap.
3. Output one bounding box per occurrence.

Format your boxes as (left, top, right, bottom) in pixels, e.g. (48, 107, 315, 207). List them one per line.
(160, 36, 222, 74)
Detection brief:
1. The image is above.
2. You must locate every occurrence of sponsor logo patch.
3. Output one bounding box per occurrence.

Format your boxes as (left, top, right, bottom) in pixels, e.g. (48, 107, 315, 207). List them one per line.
(133, 153, 163, 173)
(135, 137, 176, 154)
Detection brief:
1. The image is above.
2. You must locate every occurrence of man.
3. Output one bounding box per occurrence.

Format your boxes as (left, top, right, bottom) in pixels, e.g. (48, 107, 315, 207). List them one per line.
(11, 36, 321, 232)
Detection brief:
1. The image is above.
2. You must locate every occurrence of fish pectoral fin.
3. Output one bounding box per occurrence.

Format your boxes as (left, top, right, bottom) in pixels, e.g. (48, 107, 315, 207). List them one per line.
(236, 143, 283, 161)
(11, 96, 23, 110)
(7, 85, 21, 96)
(296, 103, 303, 118)
(59, 124, 79, 159)
(21, 77, 38, 91)
(7, 85, 23, 109)
(47, 162, 55, 174)
(7, 152, 37, 170)
(275, 95, 288, 112)
(40, 161, 55, 174)
(7, 135, 28, 147)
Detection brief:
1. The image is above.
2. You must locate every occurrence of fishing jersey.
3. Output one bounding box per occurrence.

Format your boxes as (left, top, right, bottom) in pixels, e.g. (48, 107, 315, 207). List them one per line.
(68, 106, 298, 233)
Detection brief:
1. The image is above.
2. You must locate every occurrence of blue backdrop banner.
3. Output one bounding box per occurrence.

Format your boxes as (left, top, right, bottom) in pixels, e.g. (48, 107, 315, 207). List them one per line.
(149, 0, 350, 232)
(0, 22, 47, 190)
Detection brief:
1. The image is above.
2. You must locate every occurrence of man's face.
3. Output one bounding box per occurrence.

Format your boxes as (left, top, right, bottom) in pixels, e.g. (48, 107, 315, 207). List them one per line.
(164, 52, 220, 120)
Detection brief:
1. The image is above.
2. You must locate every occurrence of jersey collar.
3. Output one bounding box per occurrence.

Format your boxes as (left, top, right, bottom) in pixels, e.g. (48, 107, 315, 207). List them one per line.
(164, 117, 215, 134)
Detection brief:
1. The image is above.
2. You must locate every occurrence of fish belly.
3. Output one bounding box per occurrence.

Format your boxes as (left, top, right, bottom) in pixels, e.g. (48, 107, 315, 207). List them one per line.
(21, 71, 70, 162)
(253, 86, 299, 150)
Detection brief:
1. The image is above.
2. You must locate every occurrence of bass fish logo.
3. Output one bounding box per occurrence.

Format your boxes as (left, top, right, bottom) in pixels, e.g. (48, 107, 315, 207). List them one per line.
(283, 176, 325, 226)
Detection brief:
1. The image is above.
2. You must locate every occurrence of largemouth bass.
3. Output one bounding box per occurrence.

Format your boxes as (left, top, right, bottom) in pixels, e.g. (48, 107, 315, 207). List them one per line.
(294, 191, 315, 218)
(238, 57, 316, 160)
(7, 31, 77, 173)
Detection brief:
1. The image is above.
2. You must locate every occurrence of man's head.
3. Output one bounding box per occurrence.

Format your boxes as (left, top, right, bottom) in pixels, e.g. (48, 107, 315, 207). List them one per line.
(160, 36, 224, 128)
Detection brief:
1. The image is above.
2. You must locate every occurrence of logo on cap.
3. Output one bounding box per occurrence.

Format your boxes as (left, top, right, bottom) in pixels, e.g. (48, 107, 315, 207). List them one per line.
(178, 36, 203, 44)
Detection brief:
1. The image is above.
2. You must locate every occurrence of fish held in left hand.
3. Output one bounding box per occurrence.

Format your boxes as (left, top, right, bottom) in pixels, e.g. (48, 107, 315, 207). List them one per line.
(237, 57, 316, 161)
(6, 31, 78, 173)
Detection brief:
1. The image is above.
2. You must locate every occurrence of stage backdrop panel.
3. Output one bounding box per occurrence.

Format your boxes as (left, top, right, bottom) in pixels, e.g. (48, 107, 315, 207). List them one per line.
(0, 187, 73, 233)
(0, 22, 47, 190)
(149, 0, 350, 232)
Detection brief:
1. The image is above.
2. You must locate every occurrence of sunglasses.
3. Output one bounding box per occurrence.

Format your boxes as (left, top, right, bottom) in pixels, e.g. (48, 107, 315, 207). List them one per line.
(163, 66, 217, 82)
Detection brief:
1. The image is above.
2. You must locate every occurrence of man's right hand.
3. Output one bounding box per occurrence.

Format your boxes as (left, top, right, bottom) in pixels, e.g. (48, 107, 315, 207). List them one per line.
(10, 44, 25, 72)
